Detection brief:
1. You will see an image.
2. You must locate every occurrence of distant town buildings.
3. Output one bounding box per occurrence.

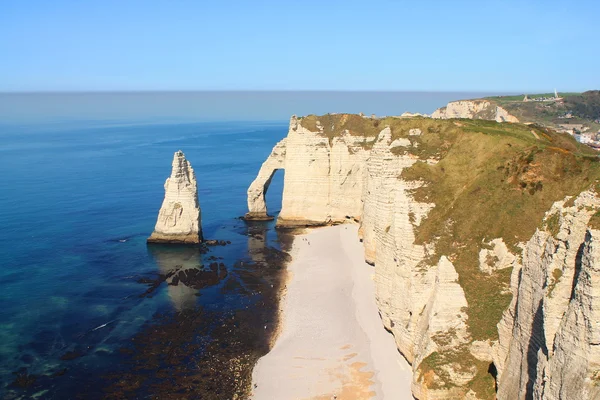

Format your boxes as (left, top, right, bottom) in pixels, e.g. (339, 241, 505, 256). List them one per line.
(557, 121, 600, 150)
(575, 132, 600, 149)
(564, 127, 600, 150)
(558, 112, 574, 119)
(523, 89, 563, 103)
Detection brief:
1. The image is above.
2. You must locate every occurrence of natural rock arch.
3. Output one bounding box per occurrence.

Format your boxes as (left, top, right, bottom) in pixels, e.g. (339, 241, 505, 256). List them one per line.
(245, 139, 286, 220)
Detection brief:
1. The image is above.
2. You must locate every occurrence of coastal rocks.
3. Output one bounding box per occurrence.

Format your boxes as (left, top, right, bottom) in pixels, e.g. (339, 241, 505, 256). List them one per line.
(431, 100, 519, 123)
(148, 150, 203, 244)
(245, 138, 287, 220)
(246, 115, 371, 226)
(277, 116, 371, 226)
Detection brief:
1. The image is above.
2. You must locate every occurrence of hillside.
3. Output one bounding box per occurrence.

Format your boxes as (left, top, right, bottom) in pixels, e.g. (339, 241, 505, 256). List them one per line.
(485, 90, 600, 136)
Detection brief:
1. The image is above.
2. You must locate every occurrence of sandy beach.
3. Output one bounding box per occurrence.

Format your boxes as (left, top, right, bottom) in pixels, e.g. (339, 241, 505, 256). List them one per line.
(251, 224, 412, 399)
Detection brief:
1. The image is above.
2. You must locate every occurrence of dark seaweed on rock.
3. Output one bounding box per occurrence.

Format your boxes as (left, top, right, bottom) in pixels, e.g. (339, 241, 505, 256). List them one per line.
(97, 231, 293, 400)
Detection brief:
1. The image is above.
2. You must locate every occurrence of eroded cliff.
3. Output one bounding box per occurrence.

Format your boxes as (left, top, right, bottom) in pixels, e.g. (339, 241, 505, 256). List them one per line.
(432, 100, 519, 123)
(248, 113, 600, 399)
(148, 150, 203, 244)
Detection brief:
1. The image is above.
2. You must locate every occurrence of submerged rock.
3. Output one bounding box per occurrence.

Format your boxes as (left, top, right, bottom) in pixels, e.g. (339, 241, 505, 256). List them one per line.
(148, 150, 203, 244)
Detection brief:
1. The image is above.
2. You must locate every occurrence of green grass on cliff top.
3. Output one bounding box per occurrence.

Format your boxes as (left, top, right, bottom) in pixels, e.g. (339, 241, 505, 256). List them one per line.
(298, 113, 407, 146)
(299, 114, 600, 398)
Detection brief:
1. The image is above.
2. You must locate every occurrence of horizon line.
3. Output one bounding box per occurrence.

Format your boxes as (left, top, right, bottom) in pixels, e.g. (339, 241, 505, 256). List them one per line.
(0, 89, 557, 95)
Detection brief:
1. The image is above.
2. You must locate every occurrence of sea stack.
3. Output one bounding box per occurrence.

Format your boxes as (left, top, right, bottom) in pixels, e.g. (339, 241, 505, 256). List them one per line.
(147, 150, 203, 244)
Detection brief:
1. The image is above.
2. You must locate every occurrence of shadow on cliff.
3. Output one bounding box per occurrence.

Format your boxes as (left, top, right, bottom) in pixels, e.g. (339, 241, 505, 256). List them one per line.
(521, 238, 586, 399)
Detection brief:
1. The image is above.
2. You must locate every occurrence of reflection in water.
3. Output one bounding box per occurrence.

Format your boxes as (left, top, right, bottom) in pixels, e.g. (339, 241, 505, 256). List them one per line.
(101, 223, 293, 399)
(247, 222, 268, 263)
(146, 245, 203, 311)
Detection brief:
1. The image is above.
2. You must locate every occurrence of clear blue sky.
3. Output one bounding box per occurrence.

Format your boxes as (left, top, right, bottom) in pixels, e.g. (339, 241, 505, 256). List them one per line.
(1, 0, 598, 92)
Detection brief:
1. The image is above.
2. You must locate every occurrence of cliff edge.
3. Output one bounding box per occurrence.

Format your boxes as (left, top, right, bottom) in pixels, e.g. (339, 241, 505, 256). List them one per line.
(248, 113, 600, 399)
(148, 150, 203, 244)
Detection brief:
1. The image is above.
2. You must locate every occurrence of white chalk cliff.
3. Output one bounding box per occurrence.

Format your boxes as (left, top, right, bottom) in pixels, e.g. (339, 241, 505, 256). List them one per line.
(494, 192, 600, 399)
(246, 138, 287, 220)
(248, 114, 600, 399)
(432, 100, 519, 123)
(148, 150, 203, 244)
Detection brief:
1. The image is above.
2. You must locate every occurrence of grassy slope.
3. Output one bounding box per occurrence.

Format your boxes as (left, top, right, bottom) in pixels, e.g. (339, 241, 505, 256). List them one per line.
(298, 114, 600, 398)
(400, 119, 600, 397)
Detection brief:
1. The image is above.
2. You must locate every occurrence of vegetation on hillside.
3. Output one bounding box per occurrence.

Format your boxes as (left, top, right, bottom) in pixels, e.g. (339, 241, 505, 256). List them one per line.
(485, 92, 580, 105)
(298, 113, 407, 147)
(565, 90, 600, 120)
(400, 119, 599, 337)
(484, 90, 600, 133)
(398, 119, 600, 397)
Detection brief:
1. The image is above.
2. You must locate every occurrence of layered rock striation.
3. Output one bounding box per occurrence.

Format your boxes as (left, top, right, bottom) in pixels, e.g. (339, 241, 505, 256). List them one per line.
(494, 192, 600, 399)
(248, 113, 600, 399)
(246, 115, 372, 225)
(148, 150, 203, 244)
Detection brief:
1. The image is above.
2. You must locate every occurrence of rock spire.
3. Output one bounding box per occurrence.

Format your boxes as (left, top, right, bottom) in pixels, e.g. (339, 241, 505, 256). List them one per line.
(148, 150, 203, 244)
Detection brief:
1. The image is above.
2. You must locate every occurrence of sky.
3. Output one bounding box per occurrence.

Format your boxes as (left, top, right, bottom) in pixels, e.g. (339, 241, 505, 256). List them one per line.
(1, 0, 598, 92)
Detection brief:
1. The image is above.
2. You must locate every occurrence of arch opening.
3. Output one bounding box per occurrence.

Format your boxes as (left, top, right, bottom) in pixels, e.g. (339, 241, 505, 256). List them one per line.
(245, 138, 287, 221)
(265, 168, 284, 219)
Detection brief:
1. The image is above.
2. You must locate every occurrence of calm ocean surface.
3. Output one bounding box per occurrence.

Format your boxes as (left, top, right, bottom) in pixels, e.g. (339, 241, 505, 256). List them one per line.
(0, 91, 501, 398)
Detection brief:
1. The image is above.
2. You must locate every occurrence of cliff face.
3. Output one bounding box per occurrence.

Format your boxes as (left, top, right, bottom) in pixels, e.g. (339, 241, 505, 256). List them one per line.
(495, 192, 600, 399)
(246, 138, 287, 220)
(432, 100, 519, 123)
(148, 150, 203, 244)
(246, 115, 372, 226)
(277, 116, 372, 226)
(248, 114, 600, 399)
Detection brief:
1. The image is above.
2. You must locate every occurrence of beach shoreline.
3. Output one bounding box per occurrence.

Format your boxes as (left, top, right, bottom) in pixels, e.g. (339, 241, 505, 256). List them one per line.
(251, 224, 413, 399)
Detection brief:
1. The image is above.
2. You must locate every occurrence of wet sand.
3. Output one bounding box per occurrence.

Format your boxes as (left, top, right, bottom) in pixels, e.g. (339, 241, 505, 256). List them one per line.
(251, 224, 412, 399)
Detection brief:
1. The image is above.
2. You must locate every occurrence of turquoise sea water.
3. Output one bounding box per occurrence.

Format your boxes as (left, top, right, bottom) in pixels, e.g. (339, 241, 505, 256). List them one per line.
(0, 91, 502, 398)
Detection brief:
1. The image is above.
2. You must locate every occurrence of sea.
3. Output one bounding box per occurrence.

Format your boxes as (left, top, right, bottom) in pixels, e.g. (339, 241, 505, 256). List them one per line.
(0, 91, 501, 399)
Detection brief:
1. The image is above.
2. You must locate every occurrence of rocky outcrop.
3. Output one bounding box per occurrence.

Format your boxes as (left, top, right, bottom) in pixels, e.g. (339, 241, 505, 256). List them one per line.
(148, 150, 203, 244)
(248, 114, 600, 399)
(543, 228, 600, 399)
(411, 257, 472, 399)
(494, 192, 600, 399)
(246, 115, 372, 226)
(495, 106, 519, 123)
(431, 100, 519, 123)
(478, 239, 517, 275)
(245, 139, 287, 220)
